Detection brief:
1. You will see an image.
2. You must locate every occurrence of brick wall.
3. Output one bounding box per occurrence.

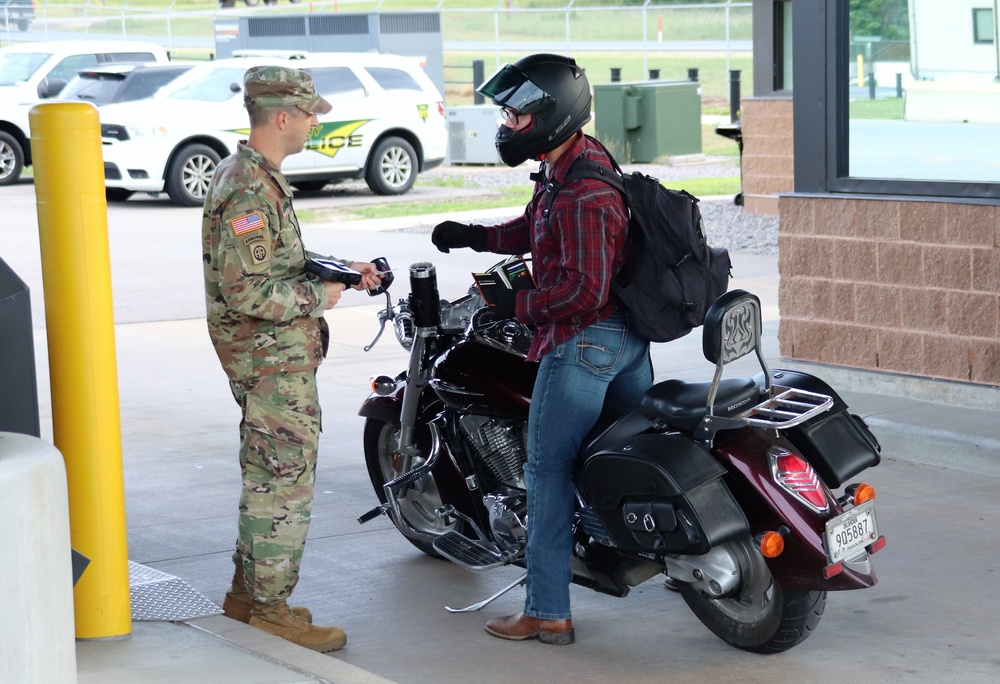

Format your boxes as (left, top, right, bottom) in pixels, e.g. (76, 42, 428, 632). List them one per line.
(740, 98, 794, 215)
(778, 195, 1000, 384)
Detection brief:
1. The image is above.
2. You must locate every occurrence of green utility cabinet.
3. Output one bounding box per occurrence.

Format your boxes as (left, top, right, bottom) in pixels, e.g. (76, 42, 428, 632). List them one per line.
(594, 80, 702, 162)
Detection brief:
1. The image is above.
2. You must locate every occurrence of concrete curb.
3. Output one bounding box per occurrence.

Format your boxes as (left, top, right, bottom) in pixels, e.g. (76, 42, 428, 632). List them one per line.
(185, 616, 399, 684)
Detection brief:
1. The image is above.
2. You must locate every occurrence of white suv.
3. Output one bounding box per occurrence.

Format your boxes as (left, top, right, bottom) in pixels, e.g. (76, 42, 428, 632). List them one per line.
(0, 40, 170, 185)
(98, 52, 448, 206)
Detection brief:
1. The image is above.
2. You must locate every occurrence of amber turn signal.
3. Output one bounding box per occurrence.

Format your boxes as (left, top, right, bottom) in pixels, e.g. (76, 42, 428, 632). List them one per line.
(759, 531, 785, 558)
(852, 483, 876, 506)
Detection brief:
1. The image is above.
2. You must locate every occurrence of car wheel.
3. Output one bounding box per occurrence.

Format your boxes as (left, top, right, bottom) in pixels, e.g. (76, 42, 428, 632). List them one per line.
(106, 188, 135, 203)
(16, 20, 30, 31)
(0, 131, 25, 186)
(165, 144, 221, 207)
(292, 180, 328, 192)
(365, 136, 416, 196)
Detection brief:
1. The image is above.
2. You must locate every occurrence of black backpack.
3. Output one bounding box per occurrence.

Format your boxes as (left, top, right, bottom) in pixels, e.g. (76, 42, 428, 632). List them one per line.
(540, 138, 731, 343)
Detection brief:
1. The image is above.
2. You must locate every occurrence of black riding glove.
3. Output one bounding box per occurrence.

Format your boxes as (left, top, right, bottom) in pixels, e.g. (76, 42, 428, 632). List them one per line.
(490, 288, 517, 320)
(431, 221, 488, 253)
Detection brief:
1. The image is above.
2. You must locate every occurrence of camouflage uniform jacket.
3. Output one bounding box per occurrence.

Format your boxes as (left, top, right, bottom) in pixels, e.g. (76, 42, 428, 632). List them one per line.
(202, 142, 332, 381)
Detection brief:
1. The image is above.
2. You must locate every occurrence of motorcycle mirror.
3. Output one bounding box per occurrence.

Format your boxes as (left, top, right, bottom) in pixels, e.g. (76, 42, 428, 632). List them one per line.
(368, 256, 393, 296)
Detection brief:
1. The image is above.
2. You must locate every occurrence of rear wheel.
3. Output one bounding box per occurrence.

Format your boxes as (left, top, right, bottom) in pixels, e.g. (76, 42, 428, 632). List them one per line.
(678, 536, 826, 653)
(363, 417, 462, 558)
(365, 136, 416, 195)
(165, 144, 220, 207)
(0, 132, 25, 186)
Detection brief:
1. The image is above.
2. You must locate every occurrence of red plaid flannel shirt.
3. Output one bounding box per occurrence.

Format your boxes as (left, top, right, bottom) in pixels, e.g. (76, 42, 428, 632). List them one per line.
(483, 133, 630, 361)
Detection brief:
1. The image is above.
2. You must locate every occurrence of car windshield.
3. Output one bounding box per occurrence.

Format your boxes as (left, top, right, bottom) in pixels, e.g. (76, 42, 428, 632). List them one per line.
(164, 66, 245, 102)
(0, 52, 51, 86)
(60, 74, 124, 103)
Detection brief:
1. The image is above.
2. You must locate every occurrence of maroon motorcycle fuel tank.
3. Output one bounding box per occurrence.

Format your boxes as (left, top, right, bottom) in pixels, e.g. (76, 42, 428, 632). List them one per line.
(431, 337, 538, 419)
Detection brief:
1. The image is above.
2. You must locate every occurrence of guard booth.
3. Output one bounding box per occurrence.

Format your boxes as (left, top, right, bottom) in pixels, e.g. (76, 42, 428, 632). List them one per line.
(214, 11, 445, 97)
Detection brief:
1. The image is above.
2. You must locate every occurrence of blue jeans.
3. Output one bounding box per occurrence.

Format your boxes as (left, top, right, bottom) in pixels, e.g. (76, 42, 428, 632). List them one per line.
(523, 313, 652, 620)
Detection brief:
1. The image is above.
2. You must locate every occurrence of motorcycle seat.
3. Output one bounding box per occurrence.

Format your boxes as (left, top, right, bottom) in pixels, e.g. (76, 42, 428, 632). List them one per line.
(639, 377, 760, 433)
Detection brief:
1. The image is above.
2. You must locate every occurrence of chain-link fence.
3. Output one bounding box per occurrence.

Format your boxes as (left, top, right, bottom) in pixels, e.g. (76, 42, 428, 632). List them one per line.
(3, 1, 751, 62)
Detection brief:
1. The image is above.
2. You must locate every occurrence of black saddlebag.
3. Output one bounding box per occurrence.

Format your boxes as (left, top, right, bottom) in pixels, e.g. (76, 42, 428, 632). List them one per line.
(583, 433, 749, 556)
(772, 370, 882, 488)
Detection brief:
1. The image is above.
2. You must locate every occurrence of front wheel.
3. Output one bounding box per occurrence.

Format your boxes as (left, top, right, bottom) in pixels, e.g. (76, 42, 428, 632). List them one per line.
(0, 131, 25, 186)
(363, 417, 463, 558)
(165, 144, 221, 207)
(291, 179, 329, 193)
(365, 136, 416, 195)
(678, 536, 826, 653)
(106, 188, 135, 203)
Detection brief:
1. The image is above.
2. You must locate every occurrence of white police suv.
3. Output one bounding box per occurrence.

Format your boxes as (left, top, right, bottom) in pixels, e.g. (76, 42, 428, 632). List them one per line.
(0, 40, 170, 185)
(98, 52, 448, 206)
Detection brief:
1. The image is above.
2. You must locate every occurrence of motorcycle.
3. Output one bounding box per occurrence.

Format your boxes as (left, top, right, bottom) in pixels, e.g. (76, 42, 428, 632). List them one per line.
(357, 257, 886, 653)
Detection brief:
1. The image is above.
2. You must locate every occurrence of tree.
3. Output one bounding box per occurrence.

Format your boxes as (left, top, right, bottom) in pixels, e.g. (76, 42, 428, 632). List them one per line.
(850, 0, 910, 41)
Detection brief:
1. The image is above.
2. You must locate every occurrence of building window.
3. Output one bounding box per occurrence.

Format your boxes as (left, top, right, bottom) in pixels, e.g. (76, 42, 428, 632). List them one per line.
(793, 0, 999, 200)
(846, 0, 1000, 187)
(973, 8, 995, 44)
(773, 1, 793, 91)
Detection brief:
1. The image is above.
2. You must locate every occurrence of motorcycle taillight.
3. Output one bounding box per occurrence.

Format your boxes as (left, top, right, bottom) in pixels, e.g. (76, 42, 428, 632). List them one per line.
(768, 447, 829, 514)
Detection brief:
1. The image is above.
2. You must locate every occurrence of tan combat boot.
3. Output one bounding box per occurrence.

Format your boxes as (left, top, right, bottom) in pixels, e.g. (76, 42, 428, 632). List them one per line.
(221, 553, 312, 624)
(248, 602, 347, 653)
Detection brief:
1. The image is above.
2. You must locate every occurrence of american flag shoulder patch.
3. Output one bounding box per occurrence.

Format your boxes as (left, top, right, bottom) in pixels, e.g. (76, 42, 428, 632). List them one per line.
(230, 211, 265, 235)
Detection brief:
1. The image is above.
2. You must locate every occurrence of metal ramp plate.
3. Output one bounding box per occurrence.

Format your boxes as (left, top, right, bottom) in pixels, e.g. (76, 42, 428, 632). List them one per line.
(129, 561, 223, 622)
(433, 531, 509, 571)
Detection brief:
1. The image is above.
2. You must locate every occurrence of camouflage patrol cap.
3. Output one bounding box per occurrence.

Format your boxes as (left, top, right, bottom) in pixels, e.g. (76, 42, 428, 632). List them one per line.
(243, 65, 332, 115)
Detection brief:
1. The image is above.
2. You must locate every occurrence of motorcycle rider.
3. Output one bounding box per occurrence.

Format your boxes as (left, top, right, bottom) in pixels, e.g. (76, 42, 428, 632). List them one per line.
(432, 53, 653, 644)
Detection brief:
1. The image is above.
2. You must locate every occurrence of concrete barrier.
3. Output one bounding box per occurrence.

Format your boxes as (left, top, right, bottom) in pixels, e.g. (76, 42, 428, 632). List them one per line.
(0, 432, 77, 684)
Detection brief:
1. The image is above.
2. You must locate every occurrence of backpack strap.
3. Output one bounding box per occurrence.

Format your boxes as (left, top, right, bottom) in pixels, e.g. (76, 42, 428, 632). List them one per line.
(541, 137, 626, 223)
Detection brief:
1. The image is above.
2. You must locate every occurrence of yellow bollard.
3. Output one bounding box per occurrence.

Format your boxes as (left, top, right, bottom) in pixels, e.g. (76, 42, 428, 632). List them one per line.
(857, 54, 865, 87)
(30, 102, 131, 640)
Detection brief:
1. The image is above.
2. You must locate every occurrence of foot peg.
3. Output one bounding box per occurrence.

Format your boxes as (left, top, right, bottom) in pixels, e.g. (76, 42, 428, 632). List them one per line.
(433, 531, 510, 570)
(357, 503, 389, 524)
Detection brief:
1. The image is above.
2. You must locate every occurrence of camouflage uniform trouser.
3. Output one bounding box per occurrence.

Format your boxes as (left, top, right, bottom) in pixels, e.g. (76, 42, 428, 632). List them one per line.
(229, 370, 320, 605)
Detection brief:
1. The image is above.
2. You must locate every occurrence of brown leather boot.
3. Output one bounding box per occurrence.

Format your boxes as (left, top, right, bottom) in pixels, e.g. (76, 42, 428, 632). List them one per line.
(485, 612, 575, 645)
(222, 553, 312, 624)
(248, 602, 347, 653)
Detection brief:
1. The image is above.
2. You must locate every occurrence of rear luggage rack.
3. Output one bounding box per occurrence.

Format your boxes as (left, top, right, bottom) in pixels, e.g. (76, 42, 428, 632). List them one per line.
(740, 386, 833, 429)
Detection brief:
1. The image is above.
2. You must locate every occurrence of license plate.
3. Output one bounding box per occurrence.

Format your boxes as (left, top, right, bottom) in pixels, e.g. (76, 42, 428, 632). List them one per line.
(825, 500, 879, 563)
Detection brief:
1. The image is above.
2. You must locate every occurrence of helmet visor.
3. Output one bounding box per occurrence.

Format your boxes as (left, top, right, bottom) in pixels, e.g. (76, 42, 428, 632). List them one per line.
(477, 64, 556, 119)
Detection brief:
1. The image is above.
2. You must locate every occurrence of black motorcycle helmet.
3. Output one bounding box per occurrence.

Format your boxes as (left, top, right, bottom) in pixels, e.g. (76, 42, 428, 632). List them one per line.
(476, 53, 592, 167)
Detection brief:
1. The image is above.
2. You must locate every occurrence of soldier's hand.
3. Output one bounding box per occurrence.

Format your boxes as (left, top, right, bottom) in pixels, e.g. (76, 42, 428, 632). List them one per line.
(348, 261, 383, 291)
(323, 280, 347, 310)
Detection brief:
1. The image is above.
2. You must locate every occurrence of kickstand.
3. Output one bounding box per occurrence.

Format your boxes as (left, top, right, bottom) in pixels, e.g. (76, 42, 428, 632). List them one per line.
(445, 572, 527, 613)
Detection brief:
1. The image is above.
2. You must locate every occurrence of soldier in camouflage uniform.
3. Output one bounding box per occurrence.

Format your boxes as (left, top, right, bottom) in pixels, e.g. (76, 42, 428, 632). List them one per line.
(202, 65, 381, 653)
